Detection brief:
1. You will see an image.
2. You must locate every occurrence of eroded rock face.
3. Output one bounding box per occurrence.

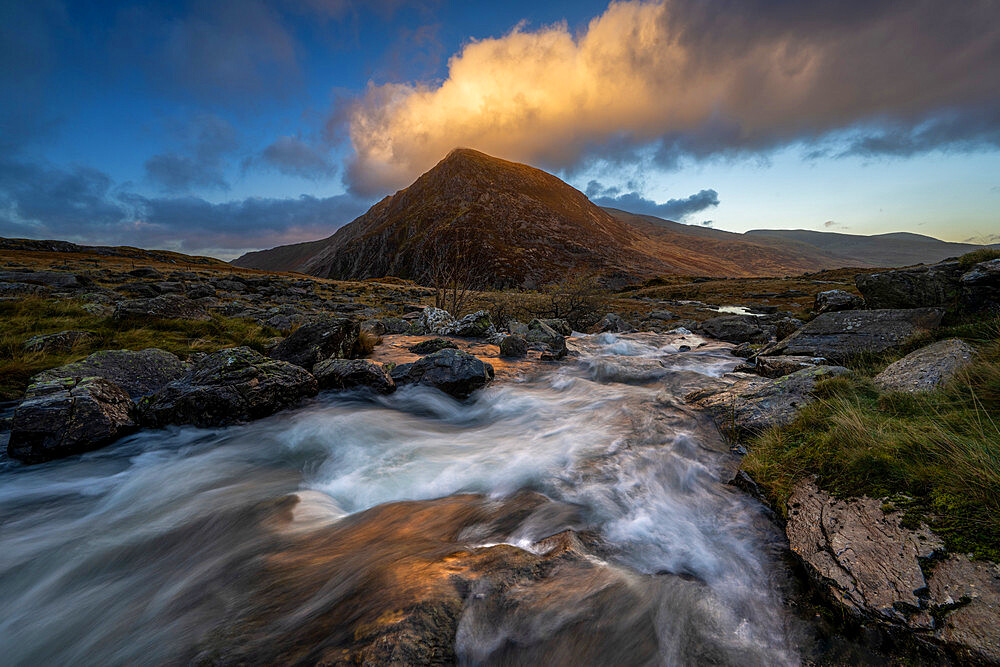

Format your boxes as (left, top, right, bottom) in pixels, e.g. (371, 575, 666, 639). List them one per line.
(7, 377, 136, 463)
(874, 338, 975, 392)
(814, 289, 863, 314)
(313, 358, 395, 394)
(390, 348, 494, 398)
(856, 262, 963, 310)
(269, 315, 359, 369)
(765, 308, 944, 363)
(113, 294, 211, 321)
(696, 315, 767, 344)
(138, 347, 318, 428)
(785, 481, 1000, 664)
(31, 348, 187, 399)
(686, 365, 849, 436)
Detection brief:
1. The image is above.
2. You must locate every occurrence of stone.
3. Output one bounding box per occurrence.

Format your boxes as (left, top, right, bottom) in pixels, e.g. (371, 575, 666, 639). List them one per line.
(0, 271, 86, 289)
(873, 338, 975, 392)
(390, 348, 494, 399)
(856, 262, 963, 310)
(592, 313, 634, 334)
(417, 307, 456, 335)
(765, 308, 944, 363)
(269, 316, 360, 369)
(924, 555, 1000, 664)
(185, 284, 216, 299)
(113, 294, 211, 321)
(738, 355, 829, 379)
(313, 359, 395, 394)
(814, 289, 864, 313)
(696, 315, 767, 344)
(127, 267, 163, 279)
(730, 342, 759, 358)
(408, 338, 458, 354)
(138, 347, 318, 428)
(686, 365, 849, 436)
(773, 316, 803, 341)
(439, 310, 495, 338)
(499, 334, 528, 358)
(538, 318, 573, 336)
(648, 310, 674, 322)
(22, 330, 96, 353)
(0, 282, 46, 298)
(525, 319, 567, 359)
(7, 377, 136, 463)
(960, 258, 1000, 311)
(31, 348, 187, 399)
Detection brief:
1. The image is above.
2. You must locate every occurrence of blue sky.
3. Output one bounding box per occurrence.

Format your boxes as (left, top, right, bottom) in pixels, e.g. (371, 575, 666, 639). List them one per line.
(2, 0, 999, 258)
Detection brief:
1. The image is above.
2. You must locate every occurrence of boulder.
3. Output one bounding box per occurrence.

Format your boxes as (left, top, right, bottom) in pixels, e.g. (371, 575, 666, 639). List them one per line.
(408, 338, 458, 354)
(592, 313, 634, 334)
(696, 315, 767, 344)
(873, 338, 975, 392)
(269, 316, 360, 369)
(737, 355, 829, 379)
(439, 310, 495, 338)
(960, 258, 1000, 311)
(0, 282, 46, 298)
(113, 294, 211, 321)
(0, 271, 86, 289)
(730, 342, 759, 359)
(499, 334, 528, 358)
(786, 481, 1000, 663)
(417, 307, 455, 335)
(31, 348, 187, 399)
(814, 289, 864, 313)
(390, 348, 494, 399)
(686, 365, 849, 436)
(185, 284, 216, 299)
(138, 347, 318, 428)
(7, 377, 136, 463)
(773, 316, 803, 340)
(127, 267, 163, 279)
(647, 310, 674, 322)
(856, 262, 963, 310)
(313, 359, 395, 394)
(22, 330, 96, 353)
(765, 308, 944, 363)
(539, 318, 573, 336)
(525, 319, 567, 359)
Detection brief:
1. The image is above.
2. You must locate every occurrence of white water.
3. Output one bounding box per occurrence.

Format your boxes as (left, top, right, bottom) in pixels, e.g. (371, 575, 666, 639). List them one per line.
(0, 332, 803, 665)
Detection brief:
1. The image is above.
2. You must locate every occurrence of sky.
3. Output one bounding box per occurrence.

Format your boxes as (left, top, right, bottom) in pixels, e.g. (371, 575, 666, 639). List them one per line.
(1, 0, 999, 259)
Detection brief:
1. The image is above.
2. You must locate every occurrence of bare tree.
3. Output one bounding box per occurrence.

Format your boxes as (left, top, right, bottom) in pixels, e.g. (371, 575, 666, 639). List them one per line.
(418, 226, 491, 316)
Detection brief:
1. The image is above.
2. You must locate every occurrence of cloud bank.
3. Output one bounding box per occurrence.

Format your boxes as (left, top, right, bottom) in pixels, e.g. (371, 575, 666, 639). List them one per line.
(343, 0, 1000, 195)
(586, 181, 719, 220)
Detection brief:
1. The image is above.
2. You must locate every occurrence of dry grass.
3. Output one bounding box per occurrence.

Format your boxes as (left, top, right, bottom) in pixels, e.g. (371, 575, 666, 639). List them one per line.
(353, 330, 383, 357)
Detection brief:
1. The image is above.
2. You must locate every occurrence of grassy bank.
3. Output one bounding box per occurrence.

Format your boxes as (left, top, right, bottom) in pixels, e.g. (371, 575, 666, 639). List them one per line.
(0, 297, 279, 401)
(743, 315, 1000, 561)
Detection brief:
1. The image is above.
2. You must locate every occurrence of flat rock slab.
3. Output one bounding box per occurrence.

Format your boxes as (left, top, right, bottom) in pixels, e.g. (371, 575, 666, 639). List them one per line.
(766, 308, 944, 363)
(31, 348, 187, 399)
(874, 338, 975, 392)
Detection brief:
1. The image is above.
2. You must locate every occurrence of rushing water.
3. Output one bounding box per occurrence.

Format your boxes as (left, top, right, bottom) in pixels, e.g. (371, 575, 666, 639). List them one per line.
(0, 332, 810, 665)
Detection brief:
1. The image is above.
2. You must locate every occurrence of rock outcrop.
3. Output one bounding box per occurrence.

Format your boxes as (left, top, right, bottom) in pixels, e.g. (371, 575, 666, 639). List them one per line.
(31, 348, 187, 399)
(856, 262, 963, 310)
(695, 314, 768, 344)
(269, 315, 360, 369)
(390, 348, 494, 398)
(22, 330, 96, 353)
(113, 294, 211, 321)
(814, 289, 863, 313)
(499, 334, 528, 358)
(313, 359, 395, 394)
(764, 308, 944, 363)
(138, 347, 318, 428)
(873, 338, 975, 392)
(592, 313, 634, 334)
(7, 377, 136, 463)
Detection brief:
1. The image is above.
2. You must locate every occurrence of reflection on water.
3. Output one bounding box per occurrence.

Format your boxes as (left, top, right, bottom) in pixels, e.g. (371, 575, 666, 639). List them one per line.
(0, 331, 806, 665)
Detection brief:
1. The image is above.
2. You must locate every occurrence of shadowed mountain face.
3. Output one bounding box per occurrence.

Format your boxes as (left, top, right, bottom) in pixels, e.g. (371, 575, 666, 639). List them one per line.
(233, 149, 989, 283)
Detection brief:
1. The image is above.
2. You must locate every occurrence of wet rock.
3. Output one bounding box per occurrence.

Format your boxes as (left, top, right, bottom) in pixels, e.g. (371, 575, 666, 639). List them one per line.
(138, 347, 317, 428)
(856, 262, 963, 310)
(592, 312, 634, 334)
(873, 338, 975, 392)
(113, 294, 211, 321)
(696, 315, 768, 344)
(408, 338, 458, 354)
(418, 307, 456, 335)
(765, 308, 944, 363)
(814, 289, 864, 313)
(686, 365, 849, 436)
(730, 342, 759, 358)
(362, 317, 409, 336)
(269, 315, 360, 369)
(31, 348, 187, 399)
(499, 334, 528, 358)
(390, 348, 494, 399)
(22, 330, 96, 353)
(525, 319, 567, 359)
(439, 310, 495, 338)
(539, 318, 573, 336)
(313, 359, 395, 394)
(7, 377, 136, 463)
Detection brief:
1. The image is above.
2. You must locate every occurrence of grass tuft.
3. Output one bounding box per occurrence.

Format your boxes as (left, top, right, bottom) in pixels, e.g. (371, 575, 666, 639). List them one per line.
(958, 248, 1000, 271)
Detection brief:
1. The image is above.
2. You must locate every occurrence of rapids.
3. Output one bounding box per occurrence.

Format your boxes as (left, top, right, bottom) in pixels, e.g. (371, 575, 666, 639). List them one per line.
(0, 332, 819, 665)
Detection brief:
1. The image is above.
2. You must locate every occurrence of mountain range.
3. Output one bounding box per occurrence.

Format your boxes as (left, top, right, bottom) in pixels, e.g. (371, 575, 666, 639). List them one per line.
(233, 149, 991, 283)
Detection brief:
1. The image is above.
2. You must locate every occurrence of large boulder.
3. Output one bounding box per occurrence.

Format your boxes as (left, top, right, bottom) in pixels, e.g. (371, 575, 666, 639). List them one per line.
(269, 316, 360, 369)
(499, 334, 528, 358)
(113, 294, 211, 321)
(814, 289, 863, 314)
(856, 262, 963, 310)
(390, 348, 494, 399)
(138, 347, 318, 428)
(696, 315, 768, 344)
(786, 480, 1000, 663)
(7, 377, 136, 463)
(313, 359, 395, 394)
(417, 307, 455, 335)
(765, 308, 944, 363)
(439, 310, 495, 338)
(525, 319, 567, 359)
(960, 257, 1000, 311)
(0, 271, 86, 289)
(873, 338, 975, 392)
(686, 365, 849, 436)
(408, 338, 458, 354)
(539, 318, 572, 335)
(591, 313, 634, 334)
(22, 330, 96, 353)
(31, 348, 187, 399)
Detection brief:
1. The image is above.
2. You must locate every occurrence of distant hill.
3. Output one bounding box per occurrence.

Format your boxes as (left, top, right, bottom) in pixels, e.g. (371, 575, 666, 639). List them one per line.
(0, 237, 229, 267)
(232, 149, 992, 283)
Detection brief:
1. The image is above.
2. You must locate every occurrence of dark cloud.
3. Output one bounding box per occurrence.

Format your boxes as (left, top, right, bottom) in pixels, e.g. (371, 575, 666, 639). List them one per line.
(0, 156, 369, 257)
(144, 114, 238, 192)
(244, 136, 336, 180)
(586, 181, 720, 221)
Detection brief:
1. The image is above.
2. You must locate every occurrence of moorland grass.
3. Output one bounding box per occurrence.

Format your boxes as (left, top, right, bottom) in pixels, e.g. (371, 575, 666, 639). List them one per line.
(0, 297, 279, 401)
(743, 316, 1000, 560)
